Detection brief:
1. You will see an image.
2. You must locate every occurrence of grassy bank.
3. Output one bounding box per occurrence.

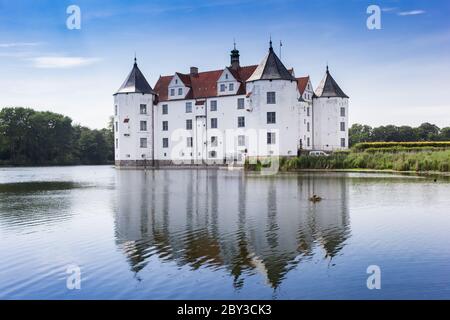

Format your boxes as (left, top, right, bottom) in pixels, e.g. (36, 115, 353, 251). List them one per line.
(279, 150, 450, 172)
(246, 145, 450, 173)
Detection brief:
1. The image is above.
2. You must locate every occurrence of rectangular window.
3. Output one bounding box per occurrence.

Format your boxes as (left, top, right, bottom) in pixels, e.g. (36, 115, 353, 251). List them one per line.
(210, 118, 218, 129)
(115, 121, 118, 132)
(267, 112, 276, 124)
(162, 121, 168, 131)
(220, 84, 226, 92)
(307, 137, 310, 147)
(140, 121, 147, 131)
(238, 135, 245, 147)
(340, 122, 345, 131)
(187, 137, 193, 148)
(115, 138, 118, 149)
(178, 88, 183, 95)
(163, 138, 169, 148)
(162, 104, 168, 115)
(170, 88, 175, 96)
(237, 116, 245, 128)
(114, 105, 118, 116)
(307, 107, 310, 117)
(341, 138, 346, 147)
(307, 122, 310, 132)
(210, 100, 217, 111)
(140, 104, 147, 114)
(340, 107, 346, 117)
(267, 91, 276, 104)
(229, 83, 234, 91)
(186, 102, 192, 113)
(237, 98, 245, 109)
(186, 119, 192, 130)
(267, 132, 276, 145)
(209, 150, 217, 158)
(140, 138, 147, 148)
(211, 136, 218, 147)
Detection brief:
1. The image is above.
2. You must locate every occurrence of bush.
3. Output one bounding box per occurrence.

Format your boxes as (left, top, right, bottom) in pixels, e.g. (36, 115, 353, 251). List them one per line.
(353, 141, 450, 151)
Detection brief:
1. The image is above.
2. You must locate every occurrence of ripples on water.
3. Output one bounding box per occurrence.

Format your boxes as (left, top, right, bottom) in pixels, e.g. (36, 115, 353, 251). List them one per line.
(0, 166, 449, 299)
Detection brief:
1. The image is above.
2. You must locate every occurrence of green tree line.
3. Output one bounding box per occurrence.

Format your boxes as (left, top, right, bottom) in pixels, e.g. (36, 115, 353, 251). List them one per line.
(349, 123, 450, 146)
(0, 107, 114, 165)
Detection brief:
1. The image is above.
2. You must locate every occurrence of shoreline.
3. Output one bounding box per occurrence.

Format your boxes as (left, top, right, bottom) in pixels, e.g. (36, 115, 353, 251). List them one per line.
(2, 164, 449, 178)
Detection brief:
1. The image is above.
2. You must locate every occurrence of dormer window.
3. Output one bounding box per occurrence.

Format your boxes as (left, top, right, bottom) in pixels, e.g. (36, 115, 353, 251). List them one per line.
(175, 79, 178, 84)
(225, 74, 229, 80)
(178, 88, 183, 95)
(220, 84, 226, 92)
(229, 83, 234, 91)
(170, 88, 175, 96)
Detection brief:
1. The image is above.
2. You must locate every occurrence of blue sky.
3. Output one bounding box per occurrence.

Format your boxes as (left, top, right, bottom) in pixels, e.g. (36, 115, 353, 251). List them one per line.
(0, 0, 449, 128)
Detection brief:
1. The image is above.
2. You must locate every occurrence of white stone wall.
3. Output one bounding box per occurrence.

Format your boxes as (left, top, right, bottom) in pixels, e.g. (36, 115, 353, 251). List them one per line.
(312, 97, 348, 151)
(114, 93, 155, 161)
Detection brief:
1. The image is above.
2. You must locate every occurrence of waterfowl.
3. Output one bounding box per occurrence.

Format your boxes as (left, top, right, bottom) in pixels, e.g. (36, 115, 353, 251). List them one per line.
(309, 194, 322, 202)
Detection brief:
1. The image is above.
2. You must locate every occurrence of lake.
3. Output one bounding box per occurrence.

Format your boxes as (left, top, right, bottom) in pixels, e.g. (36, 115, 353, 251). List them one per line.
(0, 166, 449, 299)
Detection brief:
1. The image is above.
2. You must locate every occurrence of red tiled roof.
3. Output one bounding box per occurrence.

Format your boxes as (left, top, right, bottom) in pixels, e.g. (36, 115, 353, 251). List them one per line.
(296, 76, 310, 94)
(154, 65, 258, 102)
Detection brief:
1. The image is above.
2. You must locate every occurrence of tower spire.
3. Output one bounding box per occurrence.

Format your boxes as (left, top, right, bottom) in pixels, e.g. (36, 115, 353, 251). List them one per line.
(134, 52, 137, 65)
(269, 35, 273, 50)
(230, 40, 240, 70)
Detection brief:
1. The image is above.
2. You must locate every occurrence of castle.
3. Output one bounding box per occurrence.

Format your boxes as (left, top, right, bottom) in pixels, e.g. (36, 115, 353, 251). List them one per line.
(113, 41, 349, 167)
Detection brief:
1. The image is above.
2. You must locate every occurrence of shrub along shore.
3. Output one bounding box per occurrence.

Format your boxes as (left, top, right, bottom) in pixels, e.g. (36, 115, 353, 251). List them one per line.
(246, 142, 450, 173)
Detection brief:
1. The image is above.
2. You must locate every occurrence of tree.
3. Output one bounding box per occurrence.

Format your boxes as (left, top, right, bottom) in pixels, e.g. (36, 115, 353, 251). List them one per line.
(349, 124, 372, 146)
(397, 126, 417, 142)
(416, 122, 440, 141)
(78, 129, 109, 164)
(0, 107, 35, 163)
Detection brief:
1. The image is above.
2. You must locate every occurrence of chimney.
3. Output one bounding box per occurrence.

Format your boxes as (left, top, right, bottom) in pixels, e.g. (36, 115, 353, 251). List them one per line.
(190, 66, 198, 76)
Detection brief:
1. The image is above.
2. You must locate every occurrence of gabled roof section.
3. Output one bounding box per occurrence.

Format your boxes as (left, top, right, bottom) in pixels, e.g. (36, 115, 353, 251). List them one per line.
(315, 66, 348, 98)
(116, 59, 155, 95)
(175, 72, 191, 86)
(247, 42, 296, 82)
(154, 65, 257, 101)
(296, 76, 310, 95)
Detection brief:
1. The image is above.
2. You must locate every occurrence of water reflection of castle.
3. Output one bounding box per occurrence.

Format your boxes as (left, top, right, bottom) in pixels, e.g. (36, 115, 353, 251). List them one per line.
(114, 170, 350, 288)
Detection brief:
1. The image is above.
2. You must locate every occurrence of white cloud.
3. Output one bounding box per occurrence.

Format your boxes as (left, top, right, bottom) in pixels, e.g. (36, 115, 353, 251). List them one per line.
(382, 7, 397, 12)
(398, 10, 426, 16)
(0, 42, 43, 48)
(30, 56, 101, 69)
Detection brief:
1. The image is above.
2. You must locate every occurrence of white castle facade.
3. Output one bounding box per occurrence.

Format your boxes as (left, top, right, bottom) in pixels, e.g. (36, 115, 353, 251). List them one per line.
(113, 42, 349, 167)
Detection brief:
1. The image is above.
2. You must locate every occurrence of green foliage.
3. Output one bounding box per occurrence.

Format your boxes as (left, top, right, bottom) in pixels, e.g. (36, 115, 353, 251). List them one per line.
(349, 123, 450, 147)
(0, 107, 113, 165)
(273, 150, 450, 173)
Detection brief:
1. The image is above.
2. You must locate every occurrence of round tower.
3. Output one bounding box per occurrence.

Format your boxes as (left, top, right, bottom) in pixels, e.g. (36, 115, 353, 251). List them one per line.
(113, 58, 156, 168)
(246, 40, 299, 157)
(312, 66, 349, 151)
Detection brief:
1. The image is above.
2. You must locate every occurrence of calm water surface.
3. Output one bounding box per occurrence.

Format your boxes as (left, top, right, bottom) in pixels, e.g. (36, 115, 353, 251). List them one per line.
(0, 166, 449, 299)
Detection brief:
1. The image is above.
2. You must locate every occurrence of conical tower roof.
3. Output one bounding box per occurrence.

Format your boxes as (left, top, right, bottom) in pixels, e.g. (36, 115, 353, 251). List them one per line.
(115, 58, 155, 95)
(247, 41, 296, 82)
(315, 66, 348, 98)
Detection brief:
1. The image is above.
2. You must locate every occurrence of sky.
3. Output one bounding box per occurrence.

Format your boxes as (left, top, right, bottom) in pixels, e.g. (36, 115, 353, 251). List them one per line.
(0, 0, 449, 129)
